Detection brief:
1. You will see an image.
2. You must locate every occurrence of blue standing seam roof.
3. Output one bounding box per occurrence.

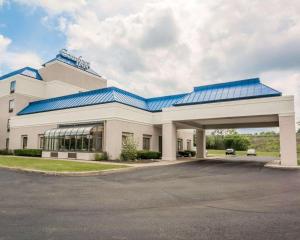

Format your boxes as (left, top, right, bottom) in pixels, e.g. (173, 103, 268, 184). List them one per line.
(0, 67, 43, 81)
(17, 78, 282, 116)
(175, 78, 281, 106)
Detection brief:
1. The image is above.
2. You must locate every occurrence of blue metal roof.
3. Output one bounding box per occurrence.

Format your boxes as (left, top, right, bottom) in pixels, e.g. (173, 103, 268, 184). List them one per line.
(43, 53, 100, 77)
(0, 67, 43, 81)
(175, 78, 281, 106)
(146, 93, 188, 112)
(18, 78, 282, 115)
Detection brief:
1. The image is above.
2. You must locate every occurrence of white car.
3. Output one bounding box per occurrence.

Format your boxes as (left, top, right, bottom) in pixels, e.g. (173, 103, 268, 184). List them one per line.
(247, 149, 256, 156)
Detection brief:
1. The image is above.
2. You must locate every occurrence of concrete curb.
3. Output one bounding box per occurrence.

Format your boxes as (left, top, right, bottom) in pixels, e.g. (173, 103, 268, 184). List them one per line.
(264, 163, 300, 170)
(0, 165, 134, 176)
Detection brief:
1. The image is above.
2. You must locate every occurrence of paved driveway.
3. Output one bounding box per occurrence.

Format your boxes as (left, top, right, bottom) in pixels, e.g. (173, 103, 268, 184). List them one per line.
(1, 160, 300, 240)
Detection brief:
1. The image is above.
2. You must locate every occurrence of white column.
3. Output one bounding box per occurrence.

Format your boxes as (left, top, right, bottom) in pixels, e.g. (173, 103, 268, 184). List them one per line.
(279, 114, 297, 166)
(196, 128, 206, 159)
(162, 122, 177, 160)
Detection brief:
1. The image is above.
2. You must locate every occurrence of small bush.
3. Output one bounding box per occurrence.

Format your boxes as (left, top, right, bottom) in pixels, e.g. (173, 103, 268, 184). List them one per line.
(121, 139, 138, 161)
(14, 149, 42, 157)
(178, 150, 196, 157)
(94, 152, 109, 161)
(137, 150, 161, 159)
(0, 149, 13, 155)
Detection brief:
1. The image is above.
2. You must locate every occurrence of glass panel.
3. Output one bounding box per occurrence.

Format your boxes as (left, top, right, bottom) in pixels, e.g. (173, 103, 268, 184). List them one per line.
(82, 136, 89, 151)
(83, 126, 93, 135)
(57, 129, 65, 136)
(65, 137, 70, 151)
(70, 136, 76, 151)
(76, 127, 85, 136)
(65, 128, 73, 136)
(54, 129, 62, 137)
(76, 136, 83, 151)
(58, 137, 64, 151)
(45, 130, 51, 137)
(49, 129, 57, 137)
(70, 128, 79, 136)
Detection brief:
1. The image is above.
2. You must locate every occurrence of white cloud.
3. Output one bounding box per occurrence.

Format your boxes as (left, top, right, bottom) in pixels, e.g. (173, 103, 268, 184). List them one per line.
(0, 34, 42, 73)
(7, 0, 300, 122)
(14, 0, 87, 14)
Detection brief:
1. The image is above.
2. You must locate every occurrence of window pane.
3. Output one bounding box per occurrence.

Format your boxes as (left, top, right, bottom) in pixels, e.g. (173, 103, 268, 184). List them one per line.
(9, 100, 15, 112)
(10, 81, 16, 93)
(143, 135, 151, 150)
(82, 136, 89, 151)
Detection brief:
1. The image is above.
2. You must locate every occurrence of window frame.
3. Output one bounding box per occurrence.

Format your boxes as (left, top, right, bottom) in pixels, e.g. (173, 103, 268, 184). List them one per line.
(7, 119, 10, 132)
(21, 135, 28, 149)
(8, 99, 15, 113)
(10, 80, 16, 94)
(142, 134, 151, 151)
(122, 132, 134, 145)
(38, 134, 44, 149)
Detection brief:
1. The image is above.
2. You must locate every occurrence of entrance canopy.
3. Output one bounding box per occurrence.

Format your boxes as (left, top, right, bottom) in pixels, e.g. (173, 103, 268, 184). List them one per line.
(44, 126, 95, 137)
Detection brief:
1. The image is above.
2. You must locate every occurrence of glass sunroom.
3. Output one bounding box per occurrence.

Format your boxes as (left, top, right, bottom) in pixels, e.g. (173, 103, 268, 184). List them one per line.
(43, 125, 103, 152)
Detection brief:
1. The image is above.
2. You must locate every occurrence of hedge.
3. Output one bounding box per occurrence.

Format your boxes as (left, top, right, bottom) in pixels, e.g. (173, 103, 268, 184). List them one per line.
(137, 150, 161, 159)
(0, 149, 13, 155)
(14, 149, 42, 157)
(178, 150, 196, 157)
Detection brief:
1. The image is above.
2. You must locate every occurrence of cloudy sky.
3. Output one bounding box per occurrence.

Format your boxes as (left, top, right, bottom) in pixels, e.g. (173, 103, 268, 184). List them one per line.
(0, 0, 299, 125)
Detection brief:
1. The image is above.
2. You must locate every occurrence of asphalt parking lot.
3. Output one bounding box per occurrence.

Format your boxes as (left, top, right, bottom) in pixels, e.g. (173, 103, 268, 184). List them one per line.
(1, 159, 300, 240)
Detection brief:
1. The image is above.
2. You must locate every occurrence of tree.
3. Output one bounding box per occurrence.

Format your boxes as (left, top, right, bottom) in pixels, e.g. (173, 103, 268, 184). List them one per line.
(224, 134, 250, 151)
(297, 128, 300, 134)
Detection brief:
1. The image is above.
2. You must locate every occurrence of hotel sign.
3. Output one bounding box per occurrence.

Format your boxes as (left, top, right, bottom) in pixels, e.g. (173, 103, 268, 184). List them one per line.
(59, 49, 90, 70)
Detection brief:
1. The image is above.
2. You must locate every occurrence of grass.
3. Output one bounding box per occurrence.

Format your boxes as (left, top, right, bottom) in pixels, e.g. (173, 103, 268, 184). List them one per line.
(207, 149, 280, 157)
(0, 156, 128, 172)
(208, 149, 300, 165)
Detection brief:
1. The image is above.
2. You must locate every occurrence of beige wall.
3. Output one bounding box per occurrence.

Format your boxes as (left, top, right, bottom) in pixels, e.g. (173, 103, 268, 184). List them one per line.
(9, 124, 56, 150)
(177, 129, 196, 151)
(105, 119, 161, 160)
(0, 93, 41, 149)
(39, 61, 107, 90)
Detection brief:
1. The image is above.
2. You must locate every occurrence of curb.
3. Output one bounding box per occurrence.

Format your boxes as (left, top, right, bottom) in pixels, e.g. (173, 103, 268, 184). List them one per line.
(264, 163, 300, 170)
(0, 165, 134, 176)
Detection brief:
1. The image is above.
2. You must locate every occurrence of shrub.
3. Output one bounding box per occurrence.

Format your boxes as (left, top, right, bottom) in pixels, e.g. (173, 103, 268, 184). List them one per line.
(14, 149, 42, 157)
(137, 150, 161, 159)
(178, 150, 196, 157)
(120, 139, 138, 161)
(0, 149, 13, 155)
(94, 152, 108, 161)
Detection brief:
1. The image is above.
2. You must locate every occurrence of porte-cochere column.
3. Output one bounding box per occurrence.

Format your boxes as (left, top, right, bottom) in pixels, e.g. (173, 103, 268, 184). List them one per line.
(196, 128, 206, 159)
(162, 122, 177, 160)
(279, 114, 297, 166)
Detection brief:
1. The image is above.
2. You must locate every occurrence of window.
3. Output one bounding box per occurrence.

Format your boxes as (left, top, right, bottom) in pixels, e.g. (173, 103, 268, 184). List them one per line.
(43, 125, 103, 152)
(5, 138, 9, 150)
(187, 139, 192, 151)
(177, 138, 183, 151)
(10, 81, 16, 94)
(21, 135, 28, 149)
(9, 99, 15, 113)
(7, 119, 10, 132)
(38, 134, 44, 149)
(143, 135, 151, 150)
(122, 132, 133, 145)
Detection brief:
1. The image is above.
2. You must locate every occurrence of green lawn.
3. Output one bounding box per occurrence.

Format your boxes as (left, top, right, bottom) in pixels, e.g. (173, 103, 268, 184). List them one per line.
(207, 149, 300, 165)
(207, 149, 280, 157)
(0, 156, 127, 172)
